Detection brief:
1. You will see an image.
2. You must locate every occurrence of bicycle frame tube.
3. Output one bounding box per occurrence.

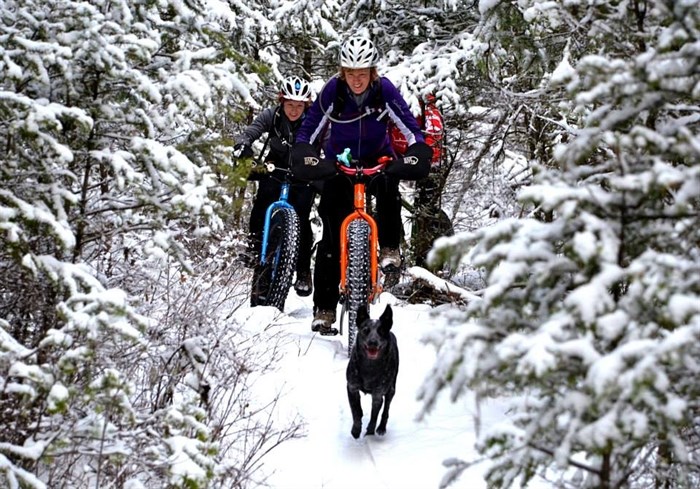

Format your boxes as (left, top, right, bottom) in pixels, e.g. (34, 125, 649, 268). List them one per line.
(260, 182, 294, 264)
(339, 181, 381, 301)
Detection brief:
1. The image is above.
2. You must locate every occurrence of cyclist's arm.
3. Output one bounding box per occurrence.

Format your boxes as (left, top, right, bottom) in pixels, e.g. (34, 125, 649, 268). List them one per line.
(381, 78, 426, 148)
(235, 107, 276, 147)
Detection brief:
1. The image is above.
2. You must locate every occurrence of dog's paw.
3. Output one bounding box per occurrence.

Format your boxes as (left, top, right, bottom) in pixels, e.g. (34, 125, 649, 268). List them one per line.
(365, 427, 375, 436)
(376, 426, 386, 436)
(351, 424, 361, 439)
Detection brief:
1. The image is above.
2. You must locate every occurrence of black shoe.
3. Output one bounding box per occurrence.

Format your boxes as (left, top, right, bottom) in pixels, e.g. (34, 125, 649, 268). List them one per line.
(379, 247, 401, 269)
(251, 265, 268, 306)
(379, 247, 401, 288)
(319, 326, 339, 336)
(311, 309, 337, 334)
(251, 290, 268, 307)
(294, 271, 313, 297)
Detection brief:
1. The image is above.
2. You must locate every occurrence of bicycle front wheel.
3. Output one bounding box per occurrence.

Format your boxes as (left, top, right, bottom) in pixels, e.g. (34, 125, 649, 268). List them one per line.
(345, 219, 371, 356)
(253, 207, 300, 311)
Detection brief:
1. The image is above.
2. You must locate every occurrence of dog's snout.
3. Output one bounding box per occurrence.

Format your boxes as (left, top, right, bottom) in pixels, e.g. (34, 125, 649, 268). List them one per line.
(365, 330, 381, 346)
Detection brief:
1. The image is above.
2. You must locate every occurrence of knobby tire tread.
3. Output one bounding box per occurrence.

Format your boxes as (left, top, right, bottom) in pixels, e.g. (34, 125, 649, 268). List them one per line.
(346, 219, 371, 356)
(256, 207, 299, 311)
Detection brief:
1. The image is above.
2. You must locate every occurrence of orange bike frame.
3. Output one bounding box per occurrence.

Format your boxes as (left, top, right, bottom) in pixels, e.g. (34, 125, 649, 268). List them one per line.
(339, 180, 381, 302)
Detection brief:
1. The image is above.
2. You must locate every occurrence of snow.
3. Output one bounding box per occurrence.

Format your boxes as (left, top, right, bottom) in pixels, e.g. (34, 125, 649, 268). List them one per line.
(563, 264, 622, 324)
(478, 0, 501, 15)
(0, 453, 47, 489)
(227, 288, 549, 489)
(164, 435, 208, 484)
(0, 438, 49, 462)
(47, 383, 69, 412)
(406, 266, 480, 303)
(0, 320, 34, 357)
(669, 294, 700, 323)
(0, 0, 697, 486)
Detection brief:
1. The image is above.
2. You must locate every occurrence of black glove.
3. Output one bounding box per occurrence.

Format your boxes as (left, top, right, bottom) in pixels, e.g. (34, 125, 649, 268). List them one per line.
(385, 142, 432, 180)
(233, 143, 254, 159)
(291, 142, 319, 166)
(291, 142, 337, 181)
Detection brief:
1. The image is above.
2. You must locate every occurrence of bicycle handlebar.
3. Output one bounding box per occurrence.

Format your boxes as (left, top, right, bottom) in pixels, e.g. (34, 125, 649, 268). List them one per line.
(244, 160, 300, 185)
(263, 162, 293, 174)
(336, 155, 393, 177)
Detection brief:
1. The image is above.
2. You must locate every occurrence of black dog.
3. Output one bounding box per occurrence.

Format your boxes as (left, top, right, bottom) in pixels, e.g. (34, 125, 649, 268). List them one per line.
(346, 304, 399, 439)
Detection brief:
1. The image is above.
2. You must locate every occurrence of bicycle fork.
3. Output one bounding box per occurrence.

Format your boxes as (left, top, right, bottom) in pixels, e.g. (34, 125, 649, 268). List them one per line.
(260, 182, 294, 268)
(339, 181, 381, 302)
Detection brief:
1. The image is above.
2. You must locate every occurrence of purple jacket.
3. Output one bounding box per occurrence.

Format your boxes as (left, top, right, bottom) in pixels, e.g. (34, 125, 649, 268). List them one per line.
(296, 76, 425, 164)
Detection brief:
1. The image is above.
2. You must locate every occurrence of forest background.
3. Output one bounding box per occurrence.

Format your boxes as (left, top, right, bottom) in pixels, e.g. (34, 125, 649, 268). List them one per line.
(1, 0, 699, 488)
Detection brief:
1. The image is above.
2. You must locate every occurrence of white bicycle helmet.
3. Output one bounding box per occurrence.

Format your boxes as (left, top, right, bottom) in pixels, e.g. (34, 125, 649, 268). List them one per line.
(340, 36, 379, 69)
(280, 76, 311, 102)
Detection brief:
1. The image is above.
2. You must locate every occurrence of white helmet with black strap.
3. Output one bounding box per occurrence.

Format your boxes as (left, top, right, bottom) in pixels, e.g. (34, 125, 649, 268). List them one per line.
(340, 36, 379, 69)
(280, 76, 311, 102)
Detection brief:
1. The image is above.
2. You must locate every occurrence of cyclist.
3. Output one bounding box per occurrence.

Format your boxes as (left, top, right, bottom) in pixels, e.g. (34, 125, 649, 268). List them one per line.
(234, 75, 317, 303)
(292, 36, 432, 334)
(390, 93, 450, 268)
(390, 93, 444, 169)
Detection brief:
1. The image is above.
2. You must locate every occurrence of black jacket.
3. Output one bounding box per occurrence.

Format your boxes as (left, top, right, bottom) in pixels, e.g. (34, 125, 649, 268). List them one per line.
(235, 106, 304, 168)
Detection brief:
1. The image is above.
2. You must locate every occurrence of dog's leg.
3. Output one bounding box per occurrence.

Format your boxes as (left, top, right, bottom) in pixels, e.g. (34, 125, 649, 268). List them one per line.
(347, 386, 363, 439)
(365, 394, 384, 436)
(377, 387, 395, 435)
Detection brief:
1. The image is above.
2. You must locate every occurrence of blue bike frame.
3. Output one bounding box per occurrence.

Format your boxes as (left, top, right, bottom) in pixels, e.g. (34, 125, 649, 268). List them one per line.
(259, 181, 294, 268)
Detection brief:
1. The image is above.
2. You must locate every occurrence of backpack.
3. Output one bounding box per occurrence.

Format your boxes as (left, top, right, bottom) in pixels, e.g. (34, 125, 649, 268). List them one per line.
(390, 95, 444, 168)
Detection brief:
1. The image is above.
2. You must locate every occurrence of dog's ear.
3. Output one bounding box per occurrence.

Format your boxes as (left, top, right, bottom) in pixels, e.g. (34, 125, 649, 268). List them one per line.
(356, 305, 369, 325)
(379, 304, 393, 331)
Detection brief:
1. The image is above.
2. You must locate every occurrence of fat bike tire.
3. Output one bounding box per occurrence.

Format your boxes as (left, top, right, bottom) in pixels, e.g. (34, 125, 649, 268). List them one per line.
(254, 207, 299, 311)
(345, 219, 371, 356)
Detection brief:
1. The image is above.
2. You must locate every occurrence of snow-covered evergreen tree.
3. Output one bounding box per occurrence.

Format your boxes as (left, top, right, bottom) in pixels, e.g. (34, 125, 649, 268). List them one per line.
(421, 0, 700, 487)
(0, 0, 281, 486)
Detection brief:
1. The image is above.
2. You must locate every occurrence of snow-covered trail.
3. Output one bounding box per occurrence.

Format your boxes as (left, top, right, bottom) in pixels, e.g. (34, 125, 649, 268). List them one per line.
(232, 289, 501, 489)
